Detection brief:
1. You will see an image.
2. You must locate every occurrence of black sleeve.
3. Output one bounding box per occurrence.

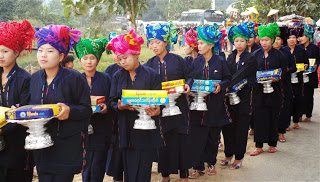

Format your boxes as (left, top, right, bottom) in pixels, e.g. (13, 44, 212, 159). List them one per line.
(229, 55, 257, 87)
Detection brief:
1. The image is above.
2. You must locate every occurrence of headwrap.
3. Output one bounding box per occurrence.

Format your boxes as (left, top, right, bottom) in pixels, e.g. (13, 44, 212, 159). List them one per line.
(185, 29, 198, 50)
(75, 38, 108, 60)
(303, 24, 315, 41)
(106, 29, 144, 56)
(197, 23, 222, 55)
(227, 23, 250, 44)
(286, 26, 304, 39)
(146, 21, 177, 44)
(0, 19, 35, 53)
(246, 21, 256, 38)
(35, 25, 82, 57)
(108, 32, 117, 41)
(258, 23, 280, 43)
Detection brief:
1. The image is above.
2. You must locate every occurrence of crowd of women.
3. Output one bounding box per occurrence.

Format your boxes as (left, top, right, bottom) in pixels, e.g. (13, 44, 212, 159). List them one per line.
(0, 18, 319, 182)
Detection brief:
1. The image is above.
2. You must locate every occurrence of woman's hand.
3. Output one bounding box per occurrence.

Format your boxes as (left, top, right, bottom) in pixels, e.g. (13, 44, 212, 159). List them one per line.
(55, 103, 70, 121)
(99, 103, 108, 114)
(145, 106, 160, 117)
(272, 78, 280, 82)
(184, 84, 190, 94)
(213, 83, 221, 94)
(118, 99, 134, 111)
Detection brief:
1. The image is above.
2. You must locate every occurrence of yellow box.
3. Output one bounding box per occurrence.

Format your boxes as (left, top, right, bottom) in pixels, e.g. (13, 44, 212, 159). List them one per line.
(296, 63, 305, 71)
(161, 79, 185, 89)
(91, 96, 106, 105)
(0, 107, 11, 128)
(122, 90, 168, 97)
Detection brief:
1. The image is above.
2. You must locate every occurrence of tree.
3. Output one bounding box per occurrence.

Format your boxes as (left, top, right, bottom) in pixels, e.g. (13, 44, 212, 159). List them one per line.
(0, 0, 15, 22)
(62, 0, 149, 31)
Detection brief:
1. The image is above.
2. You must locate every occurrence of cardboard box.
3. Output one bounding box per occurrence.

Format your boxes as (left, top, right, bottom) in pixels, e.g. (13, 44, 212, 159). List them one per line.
(256, 68, 282, 82)
(121, 97, 169, 105)
(91, 105, 101, 113)
(122, 90, 168, 97)
(193, 79, 221, 86)
(161, 79, 185, 89)
(5, 104, 61, 120)
(231, 79, 248, 92)
(0, 107, 11, 128)
(91, 96, 106, 105)
(163, 86, 185, 94)
(296, 63, 305, 72)
(191, 85, 217, 92)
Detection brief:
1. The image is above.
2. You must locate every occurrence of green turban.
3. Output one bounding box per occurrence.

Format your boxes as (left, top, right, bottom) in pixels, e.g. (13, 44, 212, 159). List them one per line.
(75, 38, 108, 60)
(258, 23, 280, 43)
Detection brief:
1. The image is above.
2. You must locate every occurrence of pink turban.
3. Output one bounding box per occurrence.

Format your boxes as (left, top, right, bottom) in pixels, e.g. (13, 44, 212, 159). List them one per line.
(185, 29, 198, 50)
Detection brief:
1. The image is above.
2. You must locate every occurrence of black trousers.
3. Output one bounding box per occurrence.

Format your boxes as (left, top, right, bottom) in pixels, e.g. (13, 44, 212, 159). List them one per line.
(303, 85, 315, 118)
(222, 113, 250, 160)
(0, 167, 26, 182)
(82, 150, 108, 182)
(37, 172, 74, 182)
(107, 136, 123, 181)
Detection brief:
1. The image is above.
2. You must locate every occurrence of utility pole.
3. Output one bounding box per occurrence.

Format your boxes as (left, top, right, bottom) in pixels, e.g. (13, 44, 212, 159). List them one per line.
(212, 0, 215, 10)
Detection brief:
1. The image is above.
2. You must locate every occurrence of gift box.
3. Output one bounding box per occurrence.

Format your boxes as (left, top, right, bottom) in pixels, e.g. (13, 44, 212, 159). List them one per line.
(305, 65, 314, 73)
(91, 96, 106, 105)
(0, 107, 11, 128)
(191, 85, 217, 92)
(296, 63, 305, 72)
(91, 105, 101, 113)
(122, 90, 168, 97)
(193, 79, 221, 86)
(121, 97, 169, 105)
(231, 79, 248, 92)
(161, 79, 185, 89)
(256, 68, 282, 82)
(163, 86, 185, 94)
(5, 104, 61, 120)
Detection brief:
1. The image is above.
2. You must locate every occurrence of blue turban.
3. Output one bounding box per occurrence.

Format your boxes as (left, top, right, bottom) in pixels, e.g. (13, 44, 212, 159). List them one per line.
(197, 23, 222, 55)
(303, 24, 315, 41)
(228, 23, 250, 44)
(247, 21, 256, 38)
(146, 21, 176, 43)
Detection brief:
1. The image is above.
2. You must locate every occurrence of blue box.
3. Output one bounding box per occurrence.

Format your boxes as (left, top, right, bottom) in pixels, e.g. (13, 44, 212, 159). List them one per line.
(121, 97, 169, 105)
(91, 105, 101, 113)
(231, 79, 248, 92)
(191, 85, 217, 92)
(193, 79, 221, 86)
(256, 68, 282, 82)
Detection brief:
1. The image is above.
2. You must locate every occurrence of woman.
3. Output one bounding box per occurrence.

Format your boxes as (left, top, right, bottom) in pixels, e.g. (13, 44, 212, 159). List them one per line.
(221, 23, 257, 169)
(31, 25, 92, 182)
(247, 22, 261, 53)
(188, 24, 231, 178)
(250, 23, 286, 156)
(144, 22, 192, 182)
(0, 19, 34, 182)
(183, 29, 199, 67)
(298, 24, 320, 122)
(283, 26, 309, 129)
(273, 26, 296, 142)
(107, 29, 163, 182)
(75, 38, 113, 182)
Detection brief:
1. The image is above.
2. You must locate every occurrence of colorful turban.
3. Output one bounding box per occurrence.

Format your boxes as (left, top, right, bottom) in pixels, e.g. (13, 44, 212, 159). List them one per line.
(197, 23, 222, 55)
(108, 32, 117, 41)
(228, 23, 250, 44)
(258, 23, 280, 43)
(35, 25, 82, 57)
(185, 29, 198, 50)
(247, 21, 256, 38)
(303, 24, 315, 41)
(106, 29, 144, 56)
(75, 38, 108, 60)
(0, 19, 35, 53)
(146, 21, 176, 44)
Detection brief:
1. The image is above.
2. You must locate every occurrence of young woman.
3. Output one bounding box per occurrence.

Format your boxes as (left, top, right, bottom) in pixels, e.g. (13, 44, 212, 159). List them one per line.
(183, 29, 199, 67)
(250, 23, 286, 156)
(144, 22, 192, 182)
(107, 29, 163, 182)
(273, 26, 296, 142)
(31, 25, 92, 182)
(298, 24, 320, 122)
(0, 19, 34, 182)
(75, 38, 113, 182)
(283, 27, 309, 129)
(188, 24, 231, 178)
(247, 22, 261, 53)
(221, 23, 256, 169)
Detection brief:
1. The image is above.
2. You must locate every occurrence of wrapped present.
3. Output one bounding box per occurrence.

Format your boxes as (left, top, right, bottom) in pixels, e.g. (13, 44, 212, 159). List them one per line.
(231, 79, 248, 92)
(193, 79, 221, 86)
(191, 85, 217, 92)
(122, 90, 168, 97)
(163, 86, 185, 94)
(122, 97, 169, 105)
(91, 105, 101, 113)
(161, 79, 185, 89)
(305, 65, 314, 73)
(91, 96, 106, 105)
(296, 63, 305, 72)
(256, 68, 282, 82)
(0, 107, 11, 128)
(5, 104, 61, 120)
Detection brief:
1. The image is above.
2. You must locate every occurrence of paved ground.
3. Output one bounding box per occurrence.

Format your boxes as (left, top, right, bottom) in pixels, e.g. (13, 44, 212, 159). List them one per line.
(33, 90, 320, 182)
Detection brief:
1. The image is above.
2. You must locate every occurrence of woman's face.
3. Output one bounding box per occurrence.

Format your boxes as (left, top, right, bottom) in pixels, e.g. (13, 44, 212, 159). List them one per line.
(149, 39, 167, 56)
(287, 35, 297, 47)
(273, 37, 283, 49)
(299, 35, 310, 45)
(197, 40, 213, 55)
(117, 54, 139, 71)
(112, 52, 121, 66)
(183, 45, 193, 55)
(234, 37, 247, 52)
(37, 44, 64, 69)
(0, 45, 18, 68)
(260, 37, 273, 50)
(247, 37, 255, 47)
(80, 54, 98, 72)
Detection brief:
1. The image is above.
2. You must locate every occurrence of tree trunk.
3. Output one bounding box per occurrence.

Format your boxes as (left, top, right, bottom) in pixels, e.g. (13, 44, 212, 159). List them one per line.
(129, 0, 137, 31)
